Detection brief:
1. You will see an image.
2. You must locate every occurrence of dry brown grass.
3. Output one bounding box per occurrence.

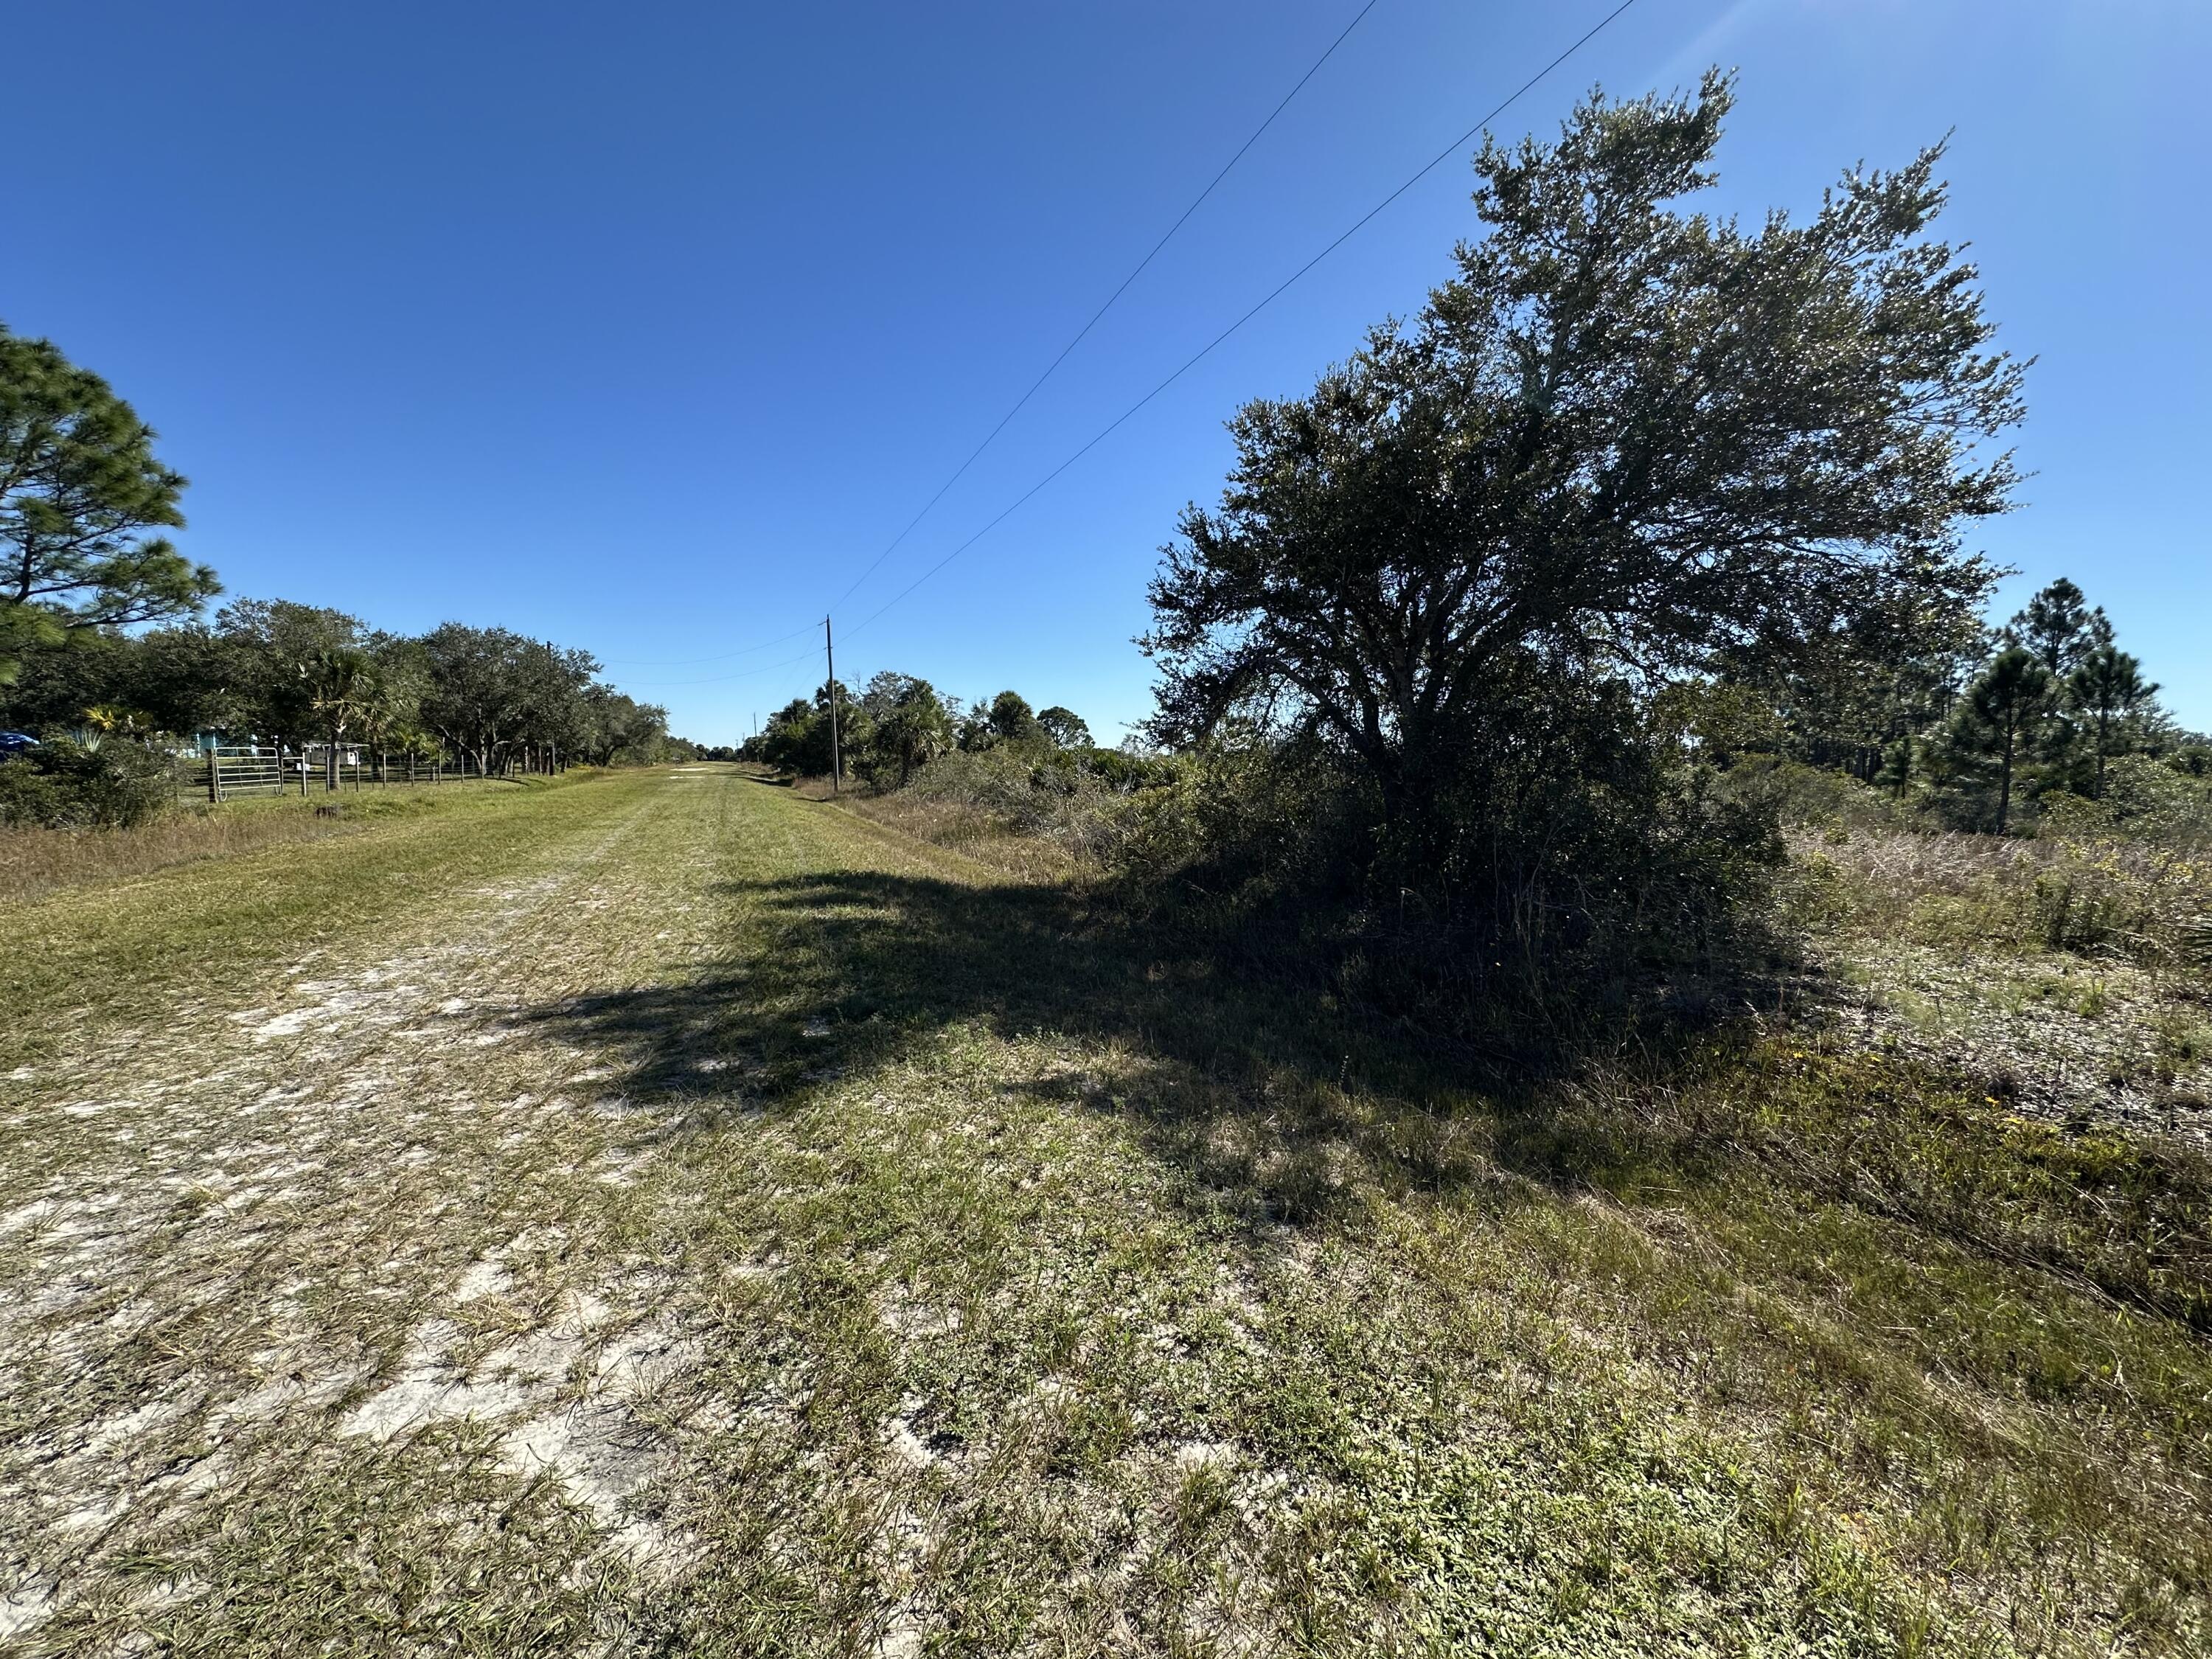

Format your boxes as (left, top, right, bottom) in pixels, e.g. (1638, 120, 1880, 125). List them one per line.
(844, 788, 1085, 883)
(1790, 820, 2212, 971)
(0, 780, 536, 904)
(1780, 821, 2212, 1144)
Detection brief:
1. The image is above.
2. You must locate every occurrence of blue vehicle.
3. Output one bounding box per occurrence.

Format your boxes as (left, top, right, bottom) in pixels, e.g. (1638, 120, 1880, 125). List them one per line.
(0, 731, 39, 757)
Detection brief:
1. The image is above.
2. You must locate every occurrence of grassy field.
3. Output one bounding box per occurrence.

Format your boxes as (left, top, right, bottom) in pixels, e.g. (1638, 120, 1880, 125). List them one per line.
(0, 773, 565, 906)
(3, 765, 2206, 1655)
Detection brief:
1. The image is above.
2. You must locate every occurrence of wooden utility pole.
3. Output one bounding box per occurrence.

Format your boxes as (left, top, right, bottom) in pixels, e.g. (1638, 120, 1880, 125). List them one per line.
(824, 616, 843, 794)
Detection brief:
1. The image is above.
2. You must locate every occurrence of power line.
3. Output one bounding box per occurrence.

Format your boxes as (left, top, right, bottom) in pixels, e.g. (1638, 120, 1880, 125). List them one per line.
(838, 0, 1647, 643)
(826, 0, 1386, 616)
(621, 641, 827, 689)
(602, 620, 819, 668)
(607, 0, 1377, 686)
(698, 0, 1646, 709)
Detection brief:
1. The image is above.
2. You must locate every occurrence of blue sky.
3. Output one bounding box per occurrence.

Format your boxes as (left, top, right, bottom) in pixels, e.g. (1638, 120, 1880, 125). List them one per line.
(7, 0, 2206, 744)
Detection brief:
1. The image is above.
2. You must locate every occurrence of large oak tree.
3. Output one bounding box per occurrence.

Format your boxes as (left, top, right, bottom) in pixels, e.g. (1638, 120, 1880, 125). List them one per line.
(1143, 74, 2024, 838)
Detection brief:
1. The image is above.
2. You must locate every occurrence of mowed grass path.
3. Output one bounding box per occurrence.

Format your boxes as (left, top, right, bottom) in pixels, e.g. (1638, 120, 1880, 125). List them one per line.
(2, 767, 2205, 1656)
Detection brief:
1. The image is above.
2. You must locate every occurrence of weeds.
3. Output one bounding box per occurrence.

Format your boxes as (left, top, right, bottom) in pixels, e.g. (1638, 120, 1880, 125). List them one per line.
(1796, 819, 2212, 980)
(4, 768, 2209, 1652)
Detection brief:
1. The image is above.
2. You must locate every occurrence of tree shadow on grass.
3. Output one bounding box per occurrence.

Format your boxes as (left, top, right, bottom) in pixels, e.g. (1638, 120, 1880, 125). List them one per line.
(518, 864, 1777, 1230)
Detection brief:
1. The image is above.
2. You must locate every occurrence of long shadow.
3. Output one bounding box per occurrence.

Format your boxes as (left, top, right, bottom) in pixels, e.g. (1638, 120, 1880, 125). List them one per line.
(520, 863, 1774, 1228)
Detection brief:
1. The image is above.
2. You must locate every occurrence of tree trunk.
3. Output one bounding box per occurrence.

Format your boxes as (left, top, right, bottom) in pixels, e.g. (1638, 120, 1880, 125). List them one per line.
(1997, 723, 2014, 832)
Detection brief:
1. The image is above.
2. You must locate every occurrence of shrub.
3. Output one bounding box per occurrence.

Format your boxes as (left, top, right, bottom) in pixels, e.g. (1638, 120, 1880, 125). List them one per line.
(902, 745, 1134, 863)
(1761, 759, 1920, 835)
(1103, 703, 1789, 1051)
(0, 737, 173, 828)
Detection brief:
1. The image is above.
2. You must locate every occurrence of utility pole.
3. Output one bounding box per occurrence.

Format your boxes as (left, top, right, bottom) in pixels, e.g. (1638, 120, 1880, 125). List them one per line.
(823, 616, 843, 795)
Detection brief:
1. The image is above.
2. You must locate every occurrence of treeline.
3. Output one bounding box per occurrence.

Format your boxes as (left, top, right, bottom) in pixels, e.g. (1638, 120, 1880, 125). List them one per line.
(0, 598, 686, 776)
(1, 316, 696, 825)
(745, 677, 1168, 791)
(1720, 574, 2203, 832)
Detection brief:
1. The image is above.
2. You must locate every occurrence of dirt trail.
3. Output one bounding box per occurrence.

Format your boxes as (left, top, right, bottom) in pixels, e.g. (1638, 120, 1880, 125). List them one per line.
(0, 774, 735, 1649)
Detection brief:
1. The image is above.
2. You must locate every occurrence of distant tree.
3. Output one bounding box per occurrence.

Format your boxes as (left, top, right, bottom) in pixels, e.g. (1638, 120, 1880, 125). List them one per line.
(388, 721, 444, 780)
(420, 623, 531, 775)
(761, 695, 840, 776)
(860, 672, 953, 786)
(953, 699, 996, 752)
(507, 637, 599, 771)
(856, 672, 919, 723)
(1035, 706, 1092, 750)
(2008, 578, 2111, 679)
(218, 599, 366, 752)
(987, 690, 1042, 745)
(1719, 545, 1997, 782)
(577, 685, 671, 766)
(361, 635, 428, 777)
(2066, 643, 2156, 801)
(1143, 74, 2023, 869)
(1, 322, 218, 683)
(814, 679, 866, 781)
(1945, 646, 2053, 831)
(0, 629, 129, 734)
(301, 647, 379, 789)
(128, 624, 248, 738)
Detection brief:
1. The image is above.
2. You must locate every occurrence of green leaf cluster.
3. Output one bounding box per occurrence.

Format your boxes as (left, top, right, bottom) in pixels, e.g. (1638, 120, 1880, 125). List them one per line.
(1, 321, 216, 682)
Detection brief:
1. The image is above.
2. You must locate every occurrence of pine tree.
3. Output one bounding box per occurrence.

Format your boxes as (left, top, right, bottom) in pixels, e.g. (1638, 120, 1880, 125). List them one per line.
(1, 322, 218, 683)
(1947, 647, 2053, 831)
(2008, 578, 2111, 678)
(2066, 644, 2155, 801)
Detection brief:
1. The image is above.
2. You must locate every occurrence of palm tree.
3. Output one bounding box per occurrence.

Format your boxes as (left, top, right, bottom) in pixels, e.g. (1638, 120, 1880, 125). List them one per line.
(301, 648, 378, 790)
(81, 703, 153, 743)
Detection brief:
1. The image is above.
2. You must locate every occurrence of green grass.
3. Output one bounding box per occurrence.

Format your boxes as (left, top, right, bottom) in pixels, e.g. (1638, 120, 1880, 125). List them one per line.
(3, 768, 2207, 1655)
(0, 771, 636, 1071)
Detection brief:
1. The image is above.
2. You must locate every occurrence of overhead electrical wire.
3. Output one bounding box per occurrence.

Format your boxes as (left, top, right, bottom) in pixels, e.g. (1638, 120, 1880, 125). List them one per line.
(602, 620, 819, 669)
(703, 0, 1647, 714)
(825, 0, 1388, 616)
(601, 0, 1384, 678)
(835, 0, 1647, 646)
(621, 641, 827, 689)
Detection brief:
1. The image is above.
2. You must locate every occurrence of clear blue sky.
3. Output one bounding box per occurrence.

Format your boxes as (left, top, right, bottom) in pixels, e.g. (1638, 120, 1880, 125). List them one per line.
(7, 0, 2206, 744)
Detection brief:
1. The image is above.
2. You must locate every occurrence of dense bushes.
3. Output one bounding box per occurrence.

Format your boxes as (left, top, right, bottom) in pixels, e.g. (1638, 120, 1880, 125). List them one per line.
(0, 739, 173, 828)
(1103, 700, 1791, 1042)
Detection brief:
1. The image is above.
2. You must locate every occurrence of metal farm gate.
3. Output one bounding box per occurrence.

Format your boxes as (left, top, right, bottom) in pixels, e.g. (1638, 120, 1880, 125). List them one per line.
(187, 745, 492, 802)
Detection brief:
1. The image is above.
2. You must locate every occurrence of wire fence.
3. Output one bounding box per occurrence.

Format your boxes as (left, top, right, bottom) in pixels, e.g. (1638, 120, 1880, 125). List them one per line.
(182, 745, 548, 803)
